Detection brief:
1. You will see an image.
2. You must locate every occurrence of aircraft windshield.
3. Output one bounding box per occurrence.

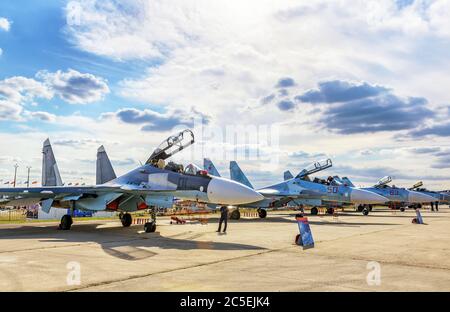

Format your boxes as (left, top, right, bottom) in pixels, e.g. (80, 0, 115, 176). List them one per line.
(375, 176, 392, 188)
(184, 163, 203, 175)
(411, 181, 423, 189)
(146, 129, 195, 164)
(296, 159, 332, 179)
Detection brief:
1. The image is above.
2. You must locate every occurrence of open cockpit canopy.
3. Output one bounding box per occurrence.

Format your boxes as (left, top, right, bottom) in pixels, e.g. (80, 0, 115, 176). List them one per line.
(296, 159, 332, 179)
(374, 176, 392, 188)
(146, 129, 195, 165)
(409, 181, 423, 190)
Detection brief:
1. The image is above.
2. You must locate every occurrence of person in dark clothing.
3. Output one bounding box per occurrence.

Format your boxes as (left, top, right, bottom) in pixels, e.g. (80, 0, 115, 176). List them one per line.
(217, 206, 228, 233)
(435, 201, 439, 211)
(431, 201, 435, 211)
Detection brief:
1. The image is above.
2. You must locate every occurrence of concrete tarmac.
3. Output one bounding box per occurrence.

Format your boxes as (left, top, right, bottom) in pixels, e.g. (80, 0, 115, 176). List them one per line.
(0, 207, 449, 291)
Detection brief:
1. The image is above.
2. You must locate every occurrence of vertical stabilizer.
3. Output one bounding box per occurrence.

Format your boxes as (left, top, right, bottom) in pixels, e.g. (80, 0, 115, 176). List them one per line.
(96, 145, 117, 185)
(204, 158, 221, 177)
(42, 139, 63, 186)
(229, 161, 254, 189)
(284, 170, 294, 181)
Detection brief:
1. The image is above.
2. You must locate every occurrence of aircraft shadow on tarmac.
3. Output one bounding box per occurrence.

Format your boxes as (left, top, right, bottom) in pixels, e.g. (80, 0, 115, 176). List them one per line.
(0, 223, 266, 261)
(214, 214, 402, 227)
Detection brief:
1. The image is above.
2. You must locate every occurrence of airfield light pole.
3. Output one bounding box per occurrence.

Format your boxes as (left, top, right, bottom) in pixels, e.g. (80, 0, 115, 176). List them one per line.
(13, 164, 19, 188)
(26, 166, 32, 187)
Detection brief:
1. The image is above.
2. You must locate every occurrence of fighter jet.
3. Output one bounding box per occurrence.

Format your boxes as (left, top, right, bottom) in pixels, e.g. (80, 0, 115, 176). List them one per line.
(408, 181, 450, 206)
(355, 176, 437, 212)
(205, 158, 389, 219)
(0, 130, 263, 232)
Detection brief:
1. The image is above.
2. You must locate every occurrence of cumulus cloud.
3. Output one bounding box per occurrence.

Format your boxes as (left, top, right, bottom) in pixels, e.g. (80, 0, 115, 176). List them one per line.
(277, 100, 295, 111)
(318, 95, 434, 134)
(294, 80, 435, 134)
(275, 77, 296, 88)
(0, 70, 109, 121)
(0, 18, 11, 32)
(37, 69, 110, 104)
(409, 122, 450, 138)
(103, 107, 209, 132)
(26, 111, 57, 122)
(53, 138, 103, 147)
(295, 80, 389, 104)
(0, 77, 53, 120)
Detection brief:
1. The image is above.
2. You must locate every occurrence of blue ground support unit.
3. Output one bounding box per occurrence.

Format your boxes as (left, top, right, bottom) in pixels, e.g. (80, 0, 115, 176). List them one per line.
(295, 215, 314, 249)
(415, 209, 424, 224)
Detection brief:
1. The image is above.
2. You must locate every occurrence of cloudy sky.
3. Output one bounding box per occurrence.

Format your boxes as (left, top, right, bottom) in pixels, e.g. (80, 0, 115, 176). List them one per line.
(1, 0, 450, 189)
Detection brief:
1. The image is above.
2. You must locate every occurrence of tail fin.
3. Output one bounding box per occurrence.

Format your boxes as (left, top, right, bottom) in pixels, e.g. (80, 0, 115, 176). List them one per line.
(229, 161, 254, 189)
(341, 177, 354, 187)
(42, 138, 63, 186)
(284, 170, 294, 181)
(96, 145, 117, 185)
(203, 158, 221, 177)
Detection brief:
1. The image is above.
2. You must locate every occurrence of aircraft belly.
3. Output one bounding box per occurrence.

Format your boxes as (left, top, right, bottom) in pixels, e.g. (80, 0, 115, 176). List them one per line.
(145, 195, 174, 209)
(74, 192, 122, 211)
(170, 190, 208, 202)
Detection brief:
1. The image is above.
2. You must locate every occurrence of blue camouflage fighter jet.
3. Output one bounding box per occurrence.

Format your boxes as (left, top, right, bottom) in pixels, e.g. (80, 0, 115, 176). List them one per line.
(354, 176, 437, 212)
(0, 130, 263, 232)
(204, 159, 389, 219)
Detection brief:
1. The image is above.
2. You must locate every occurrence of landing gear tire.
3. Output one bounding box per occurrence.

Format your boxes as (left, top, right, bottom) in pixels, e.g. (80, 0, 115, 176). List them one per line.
(362, 208, 369, 216)
(121, 213, 132, 227)
(310, 207, 318, 216)
(59, 215, 73, 230)
(357, 205, 364, 212)
(295, 234, 301, 245)
(400, 207, 405, 212)
(144, 222, 156, 233)
(327, 208, 334, 215)
(230, 209, 241, 220)
(258, 209, 267, 219)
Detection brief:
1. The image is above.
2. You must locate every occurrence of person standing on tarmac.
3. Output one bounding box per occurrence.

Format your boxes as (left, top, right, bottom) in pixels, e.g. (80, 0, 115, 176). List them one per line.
(217, 206, 229, 233)
(435, 201, 439, 212)
(431, 202, 435, 211)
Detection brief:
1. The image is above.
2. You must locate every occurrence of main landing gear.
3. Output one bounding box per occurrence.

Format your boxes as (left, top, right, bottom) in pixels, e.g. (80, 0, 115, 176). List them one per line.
(357, 204, 371, 216)
(119, 209, 157, 233)
(59, 214, 73, 230)
(59, 202, 74, 230)
(120, 212, 132, 227)
(257, 208, 267, 219)
(230, 209, 241, 220)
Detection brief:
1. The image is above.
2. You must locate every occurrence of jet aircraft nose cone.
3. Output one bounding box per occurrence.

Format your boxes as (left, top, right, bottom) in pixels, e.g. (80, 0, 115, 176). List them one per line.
(350, 188, 388, 204)
(408, 191, 437, 203)
(207, 177, 264, 205)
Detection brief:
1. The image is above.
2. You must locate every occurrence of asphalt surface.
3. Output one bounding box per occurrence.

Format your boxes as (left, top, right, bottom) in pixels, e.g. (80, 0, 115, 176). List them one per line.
(0, 207, 449, 291)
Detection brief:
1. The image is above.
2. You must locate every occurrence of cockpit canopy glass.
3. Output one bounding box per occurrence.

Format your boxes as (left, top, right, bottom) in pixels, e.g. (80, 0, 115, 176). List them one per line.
(146, 129, 195, 164)
(296, 159, 333, 179)
(184, 163, 203, 175)
(375, 176, 392, 188)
